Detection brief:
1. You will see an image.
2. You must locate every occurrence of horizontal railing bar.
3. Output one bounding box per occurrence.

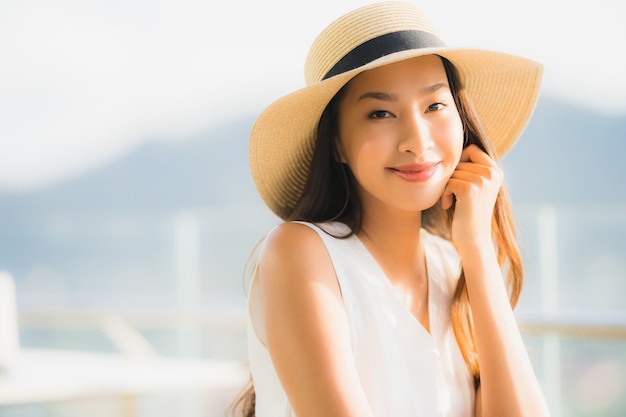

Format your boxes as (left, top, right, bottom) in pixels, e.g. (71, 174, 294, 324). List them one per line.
(17, 304, 247, 329)
(516, 311, 626, 339)
(519, 322, 626, 339)
(16, 305, 626, 340)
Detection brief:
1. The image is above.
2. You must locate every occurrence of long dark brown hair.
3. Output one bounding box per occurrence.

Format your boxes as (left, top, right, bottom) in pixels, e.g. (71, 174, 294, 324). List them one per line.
(229, 56, 524, 416)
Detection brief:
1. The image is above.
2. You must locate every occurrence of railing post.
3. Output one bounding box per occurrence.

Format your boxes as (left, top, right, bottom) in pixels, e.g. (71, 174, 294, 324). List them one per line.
(538, 205, 562, 417)
(174, 209, 203, 358)
(0, 272, 20, 372)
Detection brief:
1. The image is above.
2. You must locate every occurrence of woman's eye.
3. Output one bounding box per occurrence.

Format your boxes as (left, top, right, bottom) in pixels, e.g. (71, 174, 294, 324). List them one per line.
(426, 102, 446, 112)
(369, 110, 392, 119)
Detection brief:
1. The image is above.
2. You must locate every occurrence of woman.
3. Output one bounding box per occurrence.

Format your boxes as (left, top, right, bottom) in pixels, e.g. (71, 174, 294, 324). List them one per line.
(235, 2, 550, 416)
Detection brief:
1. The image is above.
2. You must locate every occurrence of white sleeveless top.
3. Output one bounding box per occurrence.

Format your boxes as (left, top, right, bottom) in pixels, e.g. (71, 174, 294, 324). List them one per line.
(247, 222, 475, 417)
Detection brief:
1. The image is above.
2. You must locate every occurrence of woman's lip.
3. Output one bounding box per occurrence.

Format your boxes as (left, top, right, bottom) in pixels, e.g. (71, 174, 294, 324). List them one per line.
(387, 162, 440, 182)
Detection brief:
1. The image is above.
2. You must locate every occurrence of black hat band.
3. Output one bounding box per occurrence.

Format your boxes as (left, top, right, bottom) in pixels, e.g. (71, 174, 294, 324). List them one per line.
(322, 29, 446, 80)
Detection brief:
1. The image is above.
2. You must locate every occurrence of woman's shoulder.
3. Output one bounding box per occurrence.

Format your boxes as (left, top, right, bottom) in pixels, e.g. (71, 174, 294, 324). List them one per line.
(251, 221, 346, 347)
(261, 221, 349, 256)
(250, 222, 372, 417)
(261, 221, 324, 254)
(257, 222, 340, 281)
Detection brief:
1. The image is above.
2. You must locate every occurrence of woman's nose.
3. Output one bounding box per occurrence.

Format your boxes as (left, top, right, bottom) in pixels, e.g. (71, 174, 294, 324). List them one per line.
(397, 113, 433, 155)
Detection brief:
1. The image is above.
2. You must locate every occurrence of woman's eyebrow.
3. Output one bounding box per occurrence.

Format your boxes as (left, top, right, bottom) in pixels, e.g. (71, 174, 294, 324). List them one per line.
(357, 91, 399, 102)
(421, 82, 448, 95)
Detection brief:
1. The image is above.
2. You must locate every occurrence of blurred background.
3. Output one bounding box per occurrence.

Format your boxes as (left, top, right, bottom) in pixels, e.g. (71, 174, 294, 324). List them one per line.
(0, 0, 625, 416)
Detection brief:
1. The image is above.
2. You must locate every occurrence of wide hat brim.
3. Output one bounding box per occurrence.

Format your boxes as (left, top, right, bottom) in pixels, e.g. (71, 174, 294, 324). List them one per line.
(250, 45, 543, 219)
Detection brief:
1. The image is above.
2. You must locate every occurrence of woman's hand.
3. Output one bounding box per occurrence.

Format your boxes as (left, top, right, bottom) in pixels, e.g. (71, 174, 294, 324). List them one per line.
(441, 144, 503, 253)
(442, 145, 551, 417)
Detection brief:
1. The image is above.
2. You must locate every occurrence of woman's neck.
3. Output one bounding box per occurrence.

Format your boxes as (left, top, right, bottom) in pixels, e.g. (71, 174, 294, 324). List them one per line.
(358, 206, 430, 331)
(357, 207, 425, 283)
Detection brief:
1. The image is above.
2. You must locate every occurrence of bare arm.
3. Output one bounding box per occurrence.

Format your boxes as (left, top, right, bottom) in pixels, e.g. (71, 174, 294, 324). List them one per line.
(444, 145, 550, 417)
(255, 222, 375, 417)
(462, 237, 548, 417)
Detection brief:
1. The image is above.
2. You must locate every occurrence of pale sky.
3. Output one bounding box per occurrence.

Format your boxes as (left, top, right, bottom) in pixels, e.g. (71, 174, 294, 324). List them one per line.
(1, 0, 625, 190)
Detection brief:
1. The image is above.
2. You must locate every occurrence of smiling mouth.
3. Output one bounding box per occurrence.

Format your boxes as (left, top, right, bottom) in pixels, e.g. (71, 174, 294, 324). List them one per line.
(387, 162, 440, 182)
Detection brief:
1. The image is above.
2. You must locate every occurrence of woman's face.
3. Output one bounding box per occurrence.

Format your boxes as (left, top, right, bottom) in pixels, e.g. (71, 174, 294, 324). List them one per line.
(337, 55, 464, 215)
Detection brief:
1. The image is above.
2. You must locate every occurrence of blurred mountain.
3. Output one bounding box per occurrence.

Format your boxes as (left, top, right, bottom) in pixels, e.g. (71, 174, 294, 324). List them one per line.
(0, 96, 624, 214)
(502, 97, 626, 204)
(0, 96, 624, 305)
(0, 117, 272, 300)
(0, 116, 262, 215)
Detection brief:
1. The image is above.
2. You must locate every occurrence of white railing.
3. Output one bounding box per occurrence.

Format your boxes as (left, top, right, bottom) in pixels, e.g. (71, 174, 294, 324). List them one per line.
(2, 203, 626, 416)
(12, 301, 626, 417)
(11, 304, 626, 417)
(15, 303, 626, 339)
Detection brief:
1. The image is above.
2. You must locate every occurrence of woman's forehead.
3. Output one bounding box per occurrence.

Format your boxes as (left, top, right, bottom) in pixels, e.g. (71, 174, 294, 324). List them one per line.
(344, 55, 449, 96)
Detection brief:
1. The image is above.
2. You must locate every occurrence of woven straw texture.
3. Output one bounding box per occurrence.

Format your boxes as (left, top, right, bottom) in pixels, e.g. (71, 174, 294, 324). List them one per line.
(249, 1, 543, 219)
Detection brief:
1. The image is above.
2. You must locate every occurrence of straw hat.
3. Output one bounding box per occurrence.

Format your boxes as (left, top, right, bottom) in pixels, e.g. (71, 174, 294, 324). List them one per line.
(249, 1, 543, 219)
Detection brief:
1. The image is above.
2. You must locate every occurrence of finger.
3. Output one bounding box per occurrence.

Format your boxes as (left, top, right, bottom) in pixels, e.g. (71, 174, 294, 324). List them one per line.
(451, 167, 503, 194)
(460, 144, 497, 167)
(443, 177, 470, 202)
(454, 159, 503, 187)
(454, 162, 493, 176)
(449, 169, 484, 184)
